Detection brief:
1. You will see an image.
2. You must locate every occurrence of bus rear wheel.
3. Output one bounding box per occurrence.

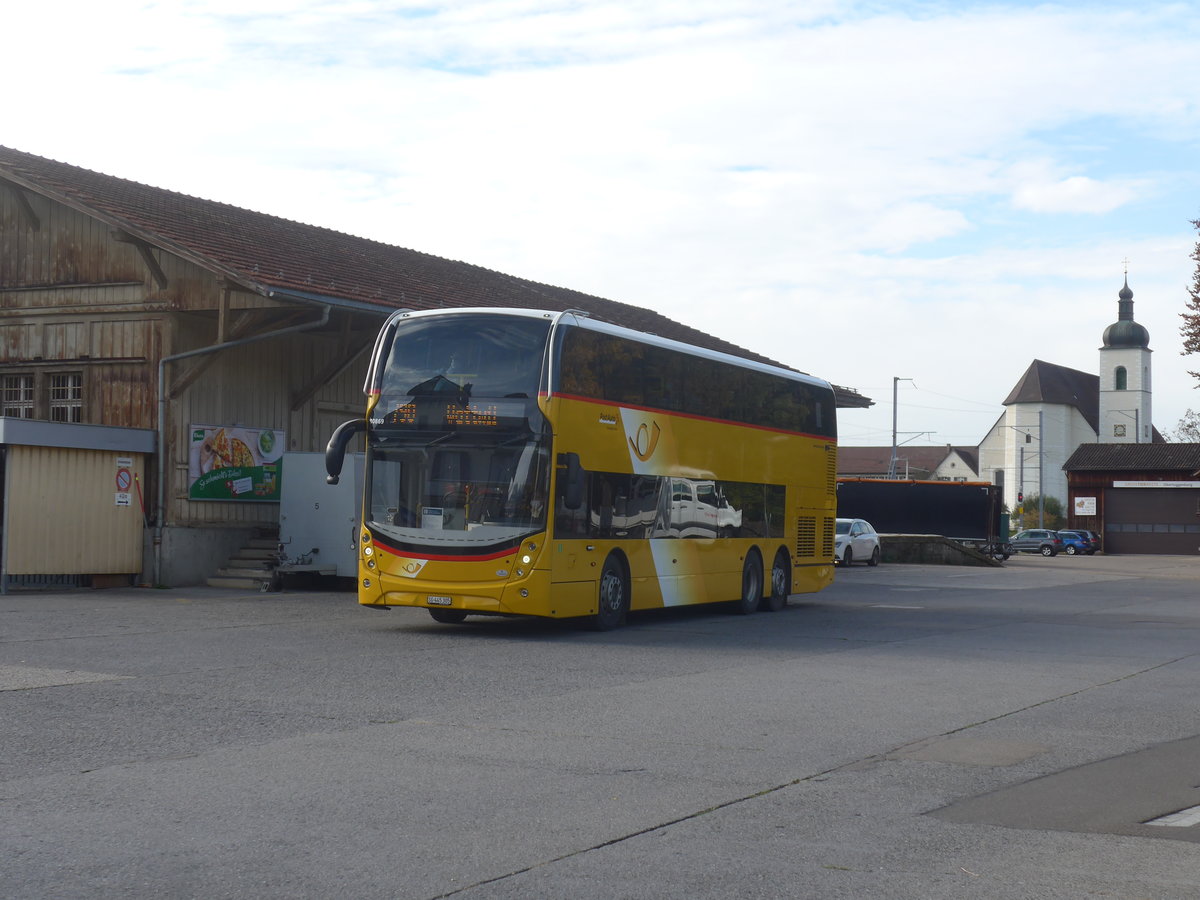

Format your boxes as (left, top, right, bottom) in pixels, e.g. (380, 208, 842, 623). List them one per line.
(591, 554, 628, 631)
(734, 551, 763, 614)
(428, 609, 467, 624)
(764, 549, 790, 612)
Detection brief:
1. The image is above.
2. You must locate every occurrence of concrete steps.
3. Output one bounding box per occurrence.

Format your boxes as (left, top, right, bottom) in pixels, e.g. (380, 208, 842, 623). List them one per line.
(206, 535, 281, 590)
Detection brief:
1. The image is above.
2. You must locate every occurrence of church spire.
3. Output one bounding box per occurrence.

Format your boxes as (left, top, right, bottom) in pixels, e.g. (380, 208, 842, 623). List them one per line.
(1103, 269, 1149, 349)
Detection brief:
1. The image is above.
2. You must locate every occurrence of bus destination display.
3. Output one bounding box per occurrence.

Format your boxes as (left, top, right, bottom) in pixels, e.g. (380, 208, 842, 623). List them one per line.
(381, 399, 519, 430)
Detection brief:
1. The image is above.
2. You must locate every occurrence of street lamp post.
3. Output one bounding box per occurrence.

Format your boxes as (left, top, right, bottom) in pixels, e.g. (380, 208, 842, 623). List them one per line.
(1038, 409, 1044, 528)
(1007, 418, 1042, 528)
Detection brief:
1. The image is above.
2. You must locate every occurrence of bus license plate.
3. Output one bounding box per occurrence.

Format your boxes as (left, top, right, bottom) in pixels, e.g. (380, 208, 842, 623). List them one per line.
(426, 595, 452, 606)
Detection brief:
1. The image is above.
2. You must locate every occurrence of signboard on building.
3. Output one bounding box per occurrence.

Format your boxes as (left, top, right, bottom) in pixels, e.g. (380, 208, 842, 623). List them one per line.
(1112, 481, 1200, 489)
(1074, 496, 1097, 516)
(188, 425, 285, 501)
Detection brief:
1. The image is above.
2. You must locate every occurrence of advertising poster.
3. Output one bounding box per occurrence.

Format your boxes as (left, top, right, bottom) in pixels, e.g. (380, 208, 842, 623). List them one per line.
(188, 425, 285, 501)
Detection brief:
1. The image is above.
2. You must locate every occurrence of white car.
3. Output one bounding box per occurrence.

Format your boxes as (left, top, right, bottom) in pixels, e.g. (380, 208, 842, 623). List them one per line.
(835, 518, 881, 567)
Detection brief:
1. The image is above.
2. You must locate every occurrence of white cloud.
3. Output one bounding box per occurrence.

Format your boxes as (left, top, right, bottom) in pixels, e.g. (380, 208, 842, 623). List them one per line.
(1012, 175, 1141, 214)
(5, 1, 1200, 446)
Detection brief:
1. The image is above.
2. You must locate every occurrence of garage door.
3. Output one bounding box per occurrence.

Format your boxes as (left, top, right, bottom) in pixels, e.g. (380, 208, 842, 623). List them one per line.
(1104, 488, 1200, 554)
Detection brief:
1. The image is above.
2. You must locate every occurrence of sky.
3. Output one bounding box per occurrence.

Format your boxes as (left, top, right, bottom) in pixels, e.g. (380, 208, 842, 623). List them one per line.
(7, 0, 1200, 447)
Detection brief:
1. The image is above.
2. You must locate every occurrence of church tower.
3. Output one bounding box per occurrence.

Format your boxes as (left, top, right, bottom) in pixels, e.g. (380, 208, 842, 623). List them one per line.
(1098, 274, 1152, 443)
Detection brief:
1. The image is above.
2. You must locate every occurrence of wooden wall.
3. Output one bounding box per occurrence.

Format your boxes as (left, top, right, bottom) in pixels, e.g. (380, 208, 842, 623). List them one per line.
(2, 182, 380, 535)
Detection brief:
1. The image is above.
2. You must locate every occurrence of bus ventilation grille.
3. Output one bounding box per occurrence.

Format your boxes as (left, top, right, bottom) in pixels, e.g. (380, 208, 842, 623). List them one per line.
(826, 447, 838, 494)
(821, 516, 835, 560)
(796, 517, 817, 559)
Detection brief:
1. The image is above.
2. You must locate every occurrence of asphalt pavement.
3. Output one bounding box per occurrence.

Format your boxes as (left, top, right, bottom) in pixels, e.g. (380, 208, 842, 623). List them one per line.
(3, 553, 1200, 899)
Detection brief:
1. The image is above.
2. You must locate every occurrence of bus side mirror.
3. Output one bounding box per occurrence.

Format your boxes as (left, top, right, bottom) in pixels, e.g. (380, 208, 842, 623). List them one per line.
(560, 452, 584, 510)
(325, 419, 367, 484)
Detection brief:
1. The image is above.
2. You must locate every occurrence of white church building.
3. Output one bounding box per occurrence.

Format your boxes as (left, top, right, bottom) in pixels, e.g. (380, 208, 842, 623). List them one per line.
(977, 276, 1156, 511)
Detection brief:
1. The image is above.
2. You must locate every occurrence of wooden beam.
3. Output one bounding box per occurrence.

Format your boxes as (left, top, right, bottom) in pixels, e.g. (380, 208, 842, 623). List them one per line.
(218, 284, 231, 343)
(290, 327, 375, 411)
(111, 230, 169, 289)
(168, 309, 311, 398)
(6, 184, 41, 231)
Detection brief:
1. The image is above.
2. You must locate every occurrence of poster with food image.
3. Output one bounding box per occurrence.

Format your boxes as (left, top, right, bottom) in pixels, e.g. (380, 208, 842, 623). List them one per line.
(188, 425, 285, 501)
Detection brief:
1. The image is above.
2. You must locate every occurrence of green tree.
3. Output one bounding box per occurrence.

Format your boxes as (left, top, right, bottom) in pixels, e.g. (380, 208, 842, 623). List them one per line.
(1166, 408, 1200, 442)
(1014, 493, 1065, 530)
(1182, 217, 1200, 381)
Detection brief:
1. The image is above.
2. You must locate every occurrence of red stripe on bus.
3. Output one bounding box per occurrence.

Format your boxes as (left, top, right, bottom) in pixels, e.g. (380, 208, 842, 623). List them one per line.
(371, 539, 520, 562)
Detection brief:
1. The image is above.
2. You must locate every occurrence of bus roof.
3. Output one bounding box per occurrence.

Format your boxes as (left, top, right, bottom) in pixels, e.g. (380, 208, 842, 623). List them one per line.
(381, 306, 834, 393)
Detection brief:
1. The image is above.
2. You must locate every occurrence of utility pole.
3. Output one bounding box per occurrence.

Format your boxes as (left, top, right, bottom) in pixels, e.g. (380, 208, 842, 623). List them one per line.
(888, 377, 913, 478)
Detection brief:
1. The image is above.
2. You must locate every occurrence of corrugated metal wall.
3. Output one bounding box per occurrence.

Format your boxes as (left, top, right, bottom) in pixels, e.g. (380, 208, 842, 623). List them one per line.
(4, 444, 145, 574)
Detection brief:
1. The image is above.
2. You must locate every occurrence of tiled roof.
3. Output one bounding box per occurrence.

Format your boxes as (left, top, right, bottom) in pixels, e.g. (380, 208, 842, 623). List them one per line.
(1003, 359, 1099, 432)
(1063, 443, 1200, 472)
(0, 146, 872, 409)
(837, 444, 978, 477)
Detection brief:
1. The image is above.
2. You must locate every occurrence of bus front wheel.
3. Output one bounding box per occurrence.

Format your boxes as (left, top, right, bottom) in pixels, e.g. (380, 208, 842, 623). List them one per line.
(591, 554, 629, 631)
(764, 549, 790, 612)
(734, 551, 763, 615)
(428, 609, 468, 624)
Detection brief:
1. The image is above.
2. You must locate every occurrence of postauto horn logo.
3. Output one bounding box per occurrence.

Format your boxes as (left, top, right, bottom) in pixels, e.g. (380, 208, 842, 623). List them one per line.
(629, 421, 661, 462)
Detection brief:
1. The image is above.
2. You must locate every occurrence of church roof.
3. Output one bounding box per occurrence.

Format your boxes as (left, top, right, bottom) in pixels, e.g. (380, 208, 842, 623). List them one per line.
(0, 145, 874, 409)
(1002, 360, 1100, 433)
(1063, 443, 1200, 472)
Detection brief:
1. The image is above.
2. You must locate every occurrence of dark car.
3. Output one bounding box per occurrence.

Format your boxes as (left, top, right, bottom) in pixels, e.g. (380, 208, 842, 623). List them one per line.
(1010, 529, 1064, 556)
(1056, 530, 1096, 555)
(1074, 529, 1102, 553)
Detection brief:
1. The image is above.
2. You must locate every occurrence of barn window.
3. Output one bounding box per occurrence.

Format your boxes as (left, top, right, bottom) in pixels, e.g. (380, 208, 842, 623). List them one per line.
(49, 372, 83, 423)
(3, 375, 35, 417)
(1115, 366, 1127, 390)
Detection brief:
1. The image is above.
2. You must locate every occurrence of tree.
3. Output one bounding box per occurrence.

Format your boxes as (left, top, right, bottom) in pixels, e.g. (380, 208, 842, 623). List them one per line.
(1014, 493, 1065, 530)
(1182, 217, 1200, 381)
(1166, 408, 1200, 442)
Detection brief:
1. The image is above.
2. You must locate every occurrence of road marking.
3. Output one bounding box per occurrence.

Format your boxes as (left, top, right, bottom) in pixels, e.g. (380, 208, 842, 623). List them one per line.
(872, 604, 924, 609)
(1145, 805, 1200, 827)
(0, 665, 130, 691)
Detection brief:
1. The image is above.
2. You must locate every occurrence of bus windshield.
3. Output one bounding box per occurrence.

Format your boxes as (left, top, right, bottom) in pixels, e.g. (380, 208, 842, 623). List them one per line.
(366, 313, 553, 553)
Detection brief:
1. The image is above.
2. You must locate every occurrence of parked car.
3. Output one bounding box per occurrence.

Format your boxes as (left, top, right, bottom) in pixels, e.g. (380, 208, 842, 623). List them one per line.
(1010, 529, 1064, 556)
(1056, 530, 1096, 555)
(1074, 529, 1102, 553)
(835, 518, 881, 567)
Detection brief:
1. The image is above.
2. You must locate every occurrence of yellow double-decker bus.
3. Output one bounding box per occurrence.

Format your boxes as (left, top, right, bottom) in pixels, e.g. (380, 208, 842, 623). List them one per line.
(325, 308, 838, 629)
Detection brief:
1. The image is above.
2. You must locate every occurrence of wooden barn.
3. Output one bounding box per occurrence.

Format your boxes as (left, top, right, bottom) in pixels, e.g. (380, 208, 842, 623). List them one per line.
(1064, 443, 1200, 555)
(1, 146, 871, 588)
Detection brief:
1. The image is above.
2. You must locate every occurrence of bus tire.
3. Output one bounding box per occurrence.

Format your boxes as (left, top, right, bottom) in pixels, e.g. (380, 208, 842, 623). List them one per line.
(764, 548, 790, 612)
(429, 609, 467, 624)
(591, 554, 628, 631)
(734, 550, 763, 615)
